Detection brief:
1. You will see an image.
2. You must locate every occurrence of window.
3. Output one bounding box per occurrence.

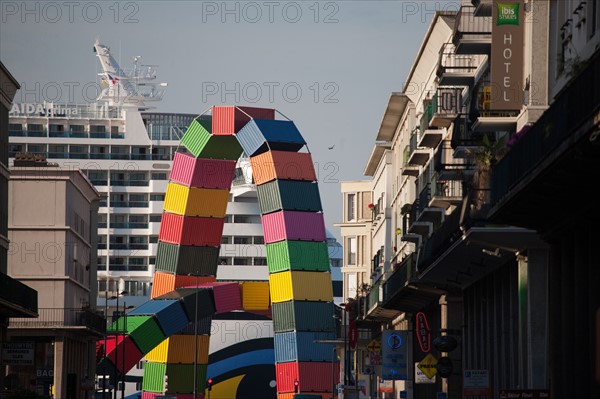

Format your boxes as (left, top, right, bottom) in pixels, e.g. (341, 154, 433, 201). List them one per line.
(347, 237, 357, 265)
(149, 214, 162, 223)
(234, 236, 252, 244)
(254, 257, 267, 265)
(28, 124, 43, 131)
(253, 236, 264, 245)
(224, 215, 233, 223)
(129, 257, 145, 265)
(347, 194, 356, 221)
(150, 194, 165, 201)
(233, 258, 252, 266)
(151, 172, 168, 180)
(71, 125, 84, 132)
(149, 236, 159, 244)
(90, 125, 106, 133)
(221, 236, 232, 244)
(9, 123, 22, 131)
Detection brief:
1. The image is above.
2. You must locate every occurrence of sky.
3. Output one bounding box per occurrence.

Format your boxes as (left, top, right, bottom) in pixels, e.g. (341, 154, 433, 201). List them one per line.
(1, 0, 461, 240)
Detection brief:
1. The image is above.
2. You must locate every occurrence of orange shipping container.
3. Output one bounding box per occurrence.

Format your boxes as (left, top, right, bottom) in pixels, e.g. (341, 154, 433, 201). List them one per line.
(250, 151, 317, 185)
(151, 272, 216, 299)
(164, 182, 229, 218)
(146, 335, 210, 364)
(241, 281, 271, 310)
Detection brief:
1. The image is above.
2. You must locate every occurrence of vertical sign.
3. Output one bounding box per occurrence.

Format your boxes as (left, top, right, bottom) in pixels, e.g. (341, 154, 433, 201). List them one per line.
(416, 312, 430, 353)
(491, 0, 524, 110)
(381, 330, 408, 380)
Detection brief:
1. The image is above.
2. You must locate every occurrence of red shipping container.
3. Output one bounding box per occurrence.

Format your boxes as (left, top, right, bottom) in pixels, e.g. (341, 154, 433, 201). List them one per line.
(250, 150, 317, 185)
(170, 151, 236, 189)
(262, 211, 326, 243)
(159, 212, 225, 247)
(142, 393, 202, 399)
(104, 335, 144, 374)
(212, 106, 276, 135)
(151, 272, 216, 299)
(278, 392, 333, 399)
(276, 361, 339, 393)
(196, 282, 242, 314)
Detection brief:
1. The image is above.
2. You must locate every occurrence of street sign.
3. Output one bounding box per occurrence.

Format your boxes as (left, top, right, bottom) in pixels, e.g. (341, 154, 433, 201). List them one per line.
(463, 369, 490, 396)
(415, 362, 436, 384)
(417, 353, 438, 379)
(369, 351, 381, 366)
(367, 339, 381, 352)
(381, 330, 408, 380)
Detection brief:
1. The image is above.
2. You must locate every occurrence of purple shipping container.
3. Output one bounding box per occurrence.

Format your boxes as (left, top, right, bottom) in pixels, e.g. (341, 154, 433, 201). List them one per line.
(170, 151, 236, 189)
(195, 282, 242, 314)
(261, 211, 326, 244)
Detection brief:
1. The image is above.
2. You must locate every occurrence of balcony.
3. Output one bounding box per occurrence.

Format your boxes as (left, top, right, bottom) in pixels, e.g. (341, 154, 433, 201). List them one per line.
(430, 87, 463, 128)
(437, 43, 480, 87)
(0, 273, 38, 318)
(382, 253, 442, 313)
(435, 141, 475, 180)
(451, 120, 484, 159)
(9, 307, 106, 336)
(429, 176, 464, 209)
(363, 281, 401, 322)
(419, 128, 445, 149)
(407, 129, 431, 167)
(490, 53, 600, 231)
(453, 6, 491, 54)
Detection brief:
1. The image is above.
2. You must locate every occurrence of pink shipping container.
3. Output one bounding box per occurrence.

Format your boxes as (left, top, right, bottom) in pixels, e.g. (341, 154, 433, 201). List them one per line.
(141, 393, 202, 399)
(262, 211, 326, 244)
(104, 335, 143, 374)
(276, 361, 339, 393)
(194, 282, 242, 314)
(170, 151, 236, 189)
(212, 106, 276, 135)
(159, 212, 224, 247)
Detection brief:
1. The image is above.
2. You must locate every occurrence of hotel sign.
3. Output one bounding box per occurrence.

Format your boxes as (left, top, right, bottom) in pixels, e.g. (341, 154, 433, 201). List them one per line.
(491, 1, 524, 110)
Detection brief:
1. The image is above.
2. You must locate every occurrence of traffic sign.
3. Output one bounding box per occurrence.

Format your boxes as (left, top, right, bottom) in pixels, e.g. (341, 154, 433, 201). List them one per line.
(417, 353, 438, 379)
(369, 350, 381, 365)
(367, 339, 381, 352)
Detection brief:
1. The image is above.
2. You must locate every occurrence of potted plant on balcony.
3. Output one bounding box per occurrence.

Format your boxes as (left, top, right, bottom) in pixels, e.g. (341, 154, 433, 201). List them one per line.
(468, 133, 507, 215)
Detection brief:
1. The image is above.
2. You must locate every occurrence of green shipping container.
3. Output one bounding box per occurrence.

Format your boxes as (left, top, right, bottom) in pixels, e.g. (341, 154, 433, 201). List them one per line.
(256, 179, 322, 215)
(108, 315, 166, 354)
(155, 242, 219, 276)
(266, 240, 330, 273)
(142, 361, 167, 393)
(272, 300, 335, 333)
(142, 362, 208, 393)
(181, 119, 243, 160)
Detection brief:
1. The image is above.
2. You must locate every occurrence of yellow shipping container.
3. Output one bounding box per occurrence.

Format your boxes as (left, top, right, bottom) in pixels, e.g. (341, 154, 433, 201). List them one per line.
(164, 183, 189, 216)
(269, 271, 333, 303)
(146, 335, 210, 364)
(163, 183, 229, 218)
(241, 282, 270, 310)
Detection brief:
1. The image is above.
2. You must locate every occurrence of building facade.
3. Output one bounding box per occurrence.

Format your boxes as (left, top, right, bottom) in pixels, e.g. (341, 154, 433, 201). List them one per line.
(339, 1, 600, 398)
(7, 165, 104, 399)
(0, 61, 39, 395)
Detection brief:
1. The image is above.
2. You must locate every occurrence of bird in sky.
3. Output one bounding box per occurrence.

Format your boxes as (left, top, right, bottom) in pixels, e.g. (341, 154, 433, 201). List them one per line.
(328, 145, 335, 150)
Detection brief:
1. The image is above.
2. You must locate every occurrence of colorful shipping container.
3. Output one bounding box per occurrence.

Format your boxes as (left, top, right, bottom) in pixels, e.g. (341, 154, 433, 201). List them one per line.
(155, 288, 216, 321)
(257, 180, 322, 214)
(269, 271, 333, 303)
(164, 183, 229, 218)
(251, 151, 317, 185)
(240, 281, 271, 310)
(170, 151, 236, 189)
(274, 331, 336, 363)
(266, 240, 330, 273)
(103, 335, 143, 374)
(150, 272, 216, 299)
(143, 362, 208, 393)
(159, 212, 225, 247)
(236, 119, 306, 156)
(276, 361, 339, 393)
(212, 105, 276, 135)
(108, 315, 166, 355)
(196, 282, 242, 314)
(155, 242, 220, 276)
(181, 119, 243, 160)
(262, 211, 326, 243)
(146, 334, 210, 364)
(128, 299, 190, 337)
(272, 301, 335, 333)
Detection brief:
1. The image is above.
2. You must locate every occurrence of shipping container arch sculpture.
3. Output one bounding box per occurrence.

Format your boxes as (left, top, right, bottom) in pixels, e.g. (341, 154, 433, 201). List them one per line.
(99, 106, 339, 399)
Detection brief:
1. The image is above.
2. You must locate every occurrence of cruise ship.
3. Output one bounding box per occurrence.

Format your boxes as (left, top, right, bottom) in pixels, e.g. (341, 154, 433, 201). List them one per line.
(8, 41, 342, 397)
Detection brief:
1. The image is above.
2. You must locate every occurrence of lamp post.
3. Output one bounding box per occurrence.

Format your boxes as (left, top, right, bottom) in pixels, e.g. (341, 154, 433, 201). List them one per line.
(113, 290, 127, 399)
(188, 271, 200, 399)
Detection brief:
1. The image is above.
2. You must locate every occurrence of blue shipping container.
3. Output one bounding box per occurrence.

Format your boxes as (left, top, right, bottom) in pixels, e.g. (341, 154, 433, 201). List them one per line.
(274, 331, 336, 363)
(236, 119, 306, 156)
(128, 299, 190, 337)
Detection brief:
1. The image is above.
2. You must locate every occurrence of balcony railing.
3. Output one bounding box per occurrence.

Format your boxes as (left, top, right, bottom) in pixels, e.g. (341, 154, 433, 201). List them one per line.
(383, 253, 416, 301)
(367, 281, 381, 312)
(492, 51, 600, 205)
(454, 5, 491, 36)
(420, 99, 435, 134)
(9, 308, 106, 334)
(99, 201, 149, 208)
(108, 265, 149, 272)
(418, 208, 462, 270)
(430, 175, 464, 199)
(438, 43, 477, 78)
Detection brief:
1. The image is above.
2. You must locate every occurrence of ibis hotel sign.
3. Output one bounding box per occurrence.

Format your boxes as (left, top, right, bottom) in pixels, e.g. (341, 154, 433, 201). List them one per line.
(491, 1, 524, 110)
